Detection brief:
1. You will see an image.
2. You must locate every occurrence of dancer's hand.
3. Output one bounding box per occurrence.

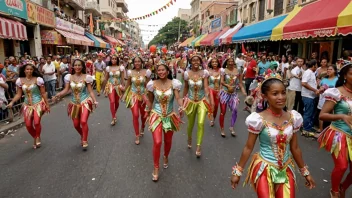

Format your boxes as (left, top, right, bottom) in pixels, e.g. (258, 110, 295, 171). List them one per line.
(45, 104, 50, 113)
(6, 102, 13, 109)
(342, 115, 352, 129)
(178, 108, 184, 118)
(94, 101, 99, 107)
(230, 175, 240, 189)
(305, 175, 316, 189)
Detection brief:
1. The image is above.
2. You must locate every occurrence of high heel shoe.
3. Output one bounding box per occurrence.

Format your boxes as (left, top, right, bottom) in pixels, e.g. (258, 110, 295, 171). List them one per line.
(220, 129, 226, 138)
(110, 118, 117, 126)
(135, 136, 140, 145)
(330, 189, 339, 198)
(140, 128, 145, 137)
(187, 138, 192, 149)
(210, 120, 214, 127)
(82, 141, 88, 151)
(33, 138, 37, 149)
(152, 168, 159, 182)
(196, 146, 201, 158)
(35, 137, 41, 148)
(163, 156, 169, 169)
(230, 127, 236, 137)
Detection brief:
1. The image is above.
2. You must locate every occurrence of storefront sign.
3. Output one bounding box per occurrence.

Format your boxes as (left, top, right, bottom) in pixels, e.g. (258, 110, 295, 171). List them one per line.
(56, 17, 85, 35)
(41, 30, 64, 45)
(27, 2, 55, 27)
(211, 18, 222, 31)
(0, 0, 27, 19)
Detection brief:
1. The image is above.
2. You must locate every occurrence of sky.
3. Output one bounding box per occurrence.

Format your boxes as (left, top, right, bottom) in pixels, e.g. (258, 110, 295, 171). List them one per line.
(125, 0, 191, 45)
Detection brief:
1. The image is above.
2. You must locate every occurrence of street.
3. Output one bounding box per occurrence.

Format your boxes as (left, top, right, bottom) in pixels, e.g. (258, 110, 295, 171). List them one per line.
(0, 88, 347, 198)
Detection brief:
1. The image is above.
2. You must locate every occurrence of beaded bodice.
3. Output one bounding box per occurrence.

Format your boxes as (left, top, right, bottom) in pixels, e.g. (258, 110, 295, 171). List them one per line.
(108, 66, 123, 85)
(209, 71, 221, 90)
(70, 80, 89, 104)
(152, 86, 175, 116)
(22, 82, 42, 105)
(223, 69, 240, 92)
(131, 73, 147, 95)
(188, 74, 205, 101)
(331, 97, 352, 135)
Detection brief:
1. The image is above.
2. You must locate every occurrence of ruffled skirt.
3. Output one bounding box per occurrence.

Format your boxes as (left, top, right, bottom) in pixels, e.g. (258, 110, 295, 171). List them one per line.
(21, 99, 47, 118)
(122, 86, 147, 108)
(147, 111, 182, 132)
(219, 90, 239, 111)
(67, 97, 93, 119)
(318, 125, 352, 161)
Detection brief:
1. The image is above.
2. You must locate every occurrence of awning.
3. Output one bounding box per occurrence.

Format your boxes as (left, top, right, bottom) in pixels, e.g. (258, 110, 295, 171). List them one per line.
(103, 35, 118, 47)
(214, 27, 230, 46)
(232, 15, 287, 43)
(85, 32, 109, 48)
(200, 31, 222, 46)
(337, 1, 352, 36)
(195, 34, 208, 47)
(117, 39, 126, 46)
(271, 6, 302, 41)
(0, 17, 27, 40)
(277, 0, 351, 40)
(191, 34, 204, 47)
(179, 36, 195, 47)
(56, 29, 94, 46)
(222, 23, 243, 44)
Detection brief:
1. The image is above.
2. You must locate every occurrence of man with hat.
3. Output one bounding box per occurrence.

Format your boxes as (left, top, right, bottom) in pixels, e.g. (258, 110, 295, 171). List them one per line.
(94, 52, 106, 96)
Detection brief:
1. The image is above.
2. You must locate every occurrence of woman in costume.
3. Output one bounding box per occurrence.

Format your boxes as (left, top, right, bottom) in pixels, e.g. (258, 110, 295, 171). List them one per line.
(123, 56, 151, 145)
(318, 63, 352, 198)
(145, 64, 183, 182)
(230, 73, 316, 197)
(8, 62, 49, 149)
(53, 59, 98, 150)
(103, 55, 125, 126)
(208, 58, 221, 127)
(219, 57, 246, 137)
(183, 55, 213, 157)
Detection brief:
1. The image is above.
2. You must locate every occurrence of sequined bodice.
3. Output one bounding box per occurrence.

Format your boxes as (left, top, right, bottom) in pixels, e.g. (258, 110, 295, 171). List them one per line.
(259, 117, 294, 168)
(131, 74, 147, 95)
(331, 97, 352, 135)
(152, 86, 174, 116)
(209, 72, 220, 90)
(108, 68, 122, 85)
(70, 80, 89, 104)
(22, 83, 42, 105)
(188, 75, 205, 101)
(223, 70, 239, 92)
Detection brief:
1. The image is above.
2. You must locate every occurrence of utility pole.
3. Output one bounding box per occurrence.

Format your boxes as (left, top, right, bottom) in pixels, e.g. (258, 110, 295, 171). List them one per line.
(177, 19, 181, 42)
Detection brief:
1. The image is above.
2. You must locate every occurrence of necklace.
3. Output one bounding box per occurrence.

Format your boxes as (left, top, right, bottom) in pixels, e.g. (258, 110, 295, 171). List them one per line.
(267, 108, 283, 118)
(344, 85, 352, 94)
(25, 77, 31, 81)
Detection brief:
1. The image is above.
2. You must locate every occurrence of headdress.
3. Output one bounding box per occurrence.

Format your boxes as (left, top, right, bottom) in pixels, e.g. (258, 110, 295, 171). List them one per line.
(340, 61, 352, 71)
(261, 72, 283, 87)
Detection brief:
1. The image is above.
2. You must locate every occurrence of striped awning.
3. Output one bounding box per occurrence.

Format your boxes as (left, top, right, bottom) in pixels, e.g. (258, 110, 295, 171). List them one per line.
(0, 17, 27, 40)
(179, 36, 195, 47)
(56, 29, 94, 46)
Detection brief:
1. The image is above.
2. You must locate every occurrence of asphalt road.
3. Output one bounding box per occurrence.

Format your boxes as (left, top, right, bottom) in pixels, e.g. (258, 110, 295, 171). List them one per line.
(0, 78, 349, 198)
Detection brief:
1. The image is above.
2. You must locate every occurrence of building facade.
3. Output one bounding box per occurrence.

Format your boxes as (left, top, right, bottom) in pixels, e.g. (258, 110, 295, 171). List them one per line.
(178, 8, 191, 22)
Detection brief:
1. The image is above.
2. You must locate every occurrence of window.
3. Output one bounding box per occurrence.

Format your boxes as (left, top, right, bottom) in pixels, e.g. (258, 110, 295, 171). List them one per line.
(259, 0, 265, 21)
(274, 0, 284, 16)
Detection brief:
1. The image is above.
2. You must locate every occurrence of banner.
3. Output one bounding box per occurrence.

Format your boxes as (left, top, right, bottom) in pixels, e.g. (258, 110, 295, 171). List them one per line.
(27, 2, 55, 27)
(0, 0, 27, 19)
(56, 17, 85, 35)
(41, 30, 64, 45)
(211, 18, 222, 31)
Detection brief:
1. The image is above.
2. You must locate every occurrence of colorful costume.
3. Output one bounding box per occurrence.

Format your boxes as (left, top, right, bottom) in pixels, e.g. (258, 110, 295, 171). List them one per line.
(245, 110, 303, 197)
(124, 69, 151, 137)
(184, 70, 211, 146)
(16, 77, 47, 139)
(146, 79, 182, 168)
(64, 74, 94, 143)
(104, 66, 125, 119)
(318, 88, 352, 193)
(209, 69, 221, 121)
(219, 68, 240, 130)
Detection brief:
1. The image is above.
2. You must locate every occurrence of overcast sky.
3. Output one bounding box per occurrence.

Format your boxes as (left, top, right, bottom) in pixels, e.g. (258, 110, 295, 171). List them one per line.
(125, 0, 191, 44)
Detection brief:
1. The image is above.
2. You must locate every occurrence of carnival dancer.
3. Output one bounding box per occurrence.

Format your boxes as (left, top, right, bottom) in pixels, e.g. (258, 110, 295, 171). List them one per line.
(123, 56, 151, 145)
(230, 73, 316, 197)
(208, 57, 221, 127)
(219, 57, 246, 137)
(103, 55, 125, 126)
(8, 62, 50, 149)
(183, 55, 213, 158)
(53, 59, 98, 150)
(145, 64, 183, 182)
(318, 63, 352, 198)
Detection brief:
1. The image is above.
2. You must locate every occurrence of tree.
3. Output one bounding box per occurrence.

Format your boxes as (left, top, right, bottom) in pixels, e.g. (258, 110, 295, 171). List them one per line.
(148, 17, 189, 47)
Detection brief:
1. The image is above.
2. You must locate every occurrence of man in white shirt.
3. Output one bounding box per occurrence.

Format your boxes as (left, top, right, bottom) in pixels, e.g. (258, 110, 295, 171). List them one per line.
(301, 59, 319, 134)
(42, 56, 57, 99)
(235, 54, 245, 71)
(286, 58, 304, 113)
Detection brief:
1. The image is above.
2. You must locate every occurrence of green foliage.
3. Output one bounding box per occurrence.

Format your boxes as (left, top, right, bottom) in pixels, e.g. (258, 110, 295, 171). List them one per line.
(148, 17, 189, 47)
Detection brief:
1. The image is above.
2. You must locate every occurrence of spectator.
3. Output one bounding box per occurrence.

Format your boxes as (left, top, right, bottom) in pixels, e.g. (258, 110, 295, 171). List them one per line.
(37, 58, 46, 73)
(258, 55, 270, 75)
(279, 55, 289, 79)
(244, 54, 257, 95)
(316, 58, 328, 83)
(94, 53, 106, 96)
(0, 64, 8, 115)
(301, 60, 319, 136)
(59, 56, 69, 89)
(235, 54, 245, 72)
(42, 56, 57, 99)
(286, 58, 304, 114)
(85, 57, 94, 76)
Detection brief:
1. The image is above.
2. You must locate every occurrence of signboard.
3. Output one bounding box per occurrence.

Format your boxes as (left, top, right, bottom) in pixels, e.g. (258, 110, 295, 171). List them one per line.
(41, 30, 64, 45)
(0, 0, 27, 19)
(27, 2, 55, 27)
(56, 17, 85, 35)
(210, 17, 222, 31)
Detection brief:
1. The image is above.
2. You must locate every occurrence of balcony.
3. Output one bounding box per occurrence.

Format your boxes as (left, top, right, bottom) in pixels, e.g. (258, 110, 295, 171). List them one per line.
(63, 0, 85, 10)
(116, 0, 128, 13)
(101, 7, 117, 18)
(115, 7, 125, 18)
(85, 1, 102, 16)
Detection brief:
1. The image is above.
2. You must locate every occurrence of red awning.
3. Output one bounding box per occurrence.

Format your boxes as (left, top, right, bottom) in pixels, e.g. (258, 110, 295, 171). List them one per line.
(104, 35, 118, 47)
(214, 27, 230, 46)
(117, 39, 126, 46)
(224, 23, 243, 44)
(282, 0, 351, 39)
(200, 31, 222, 46)
(0, 17, 27, 40)
(56, 29, 94, 46)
